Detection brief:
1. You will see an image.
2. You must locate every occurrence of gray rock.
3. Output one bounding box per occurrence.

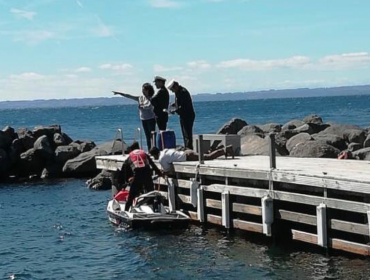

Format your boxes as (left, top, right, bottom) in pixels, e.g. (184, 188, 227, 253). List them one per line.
(364, 134, 370, 148)
(319, 124, 363, 141)
(8, 139, 23, 165)
(293, 124, 316, 135)
(274, 134, 289, 156)
(282, 119, 305, 130)
(240, 134, 285, 156)
(303, 114, 323, 124)
(217, 118, 248, 135)
(17, 129, 35, 151)
(289, 141, 340, 158)
(352, 148, 370, 160)
(348, 143, 362, 152)
(55, 145, 81, 164)
(62, 132, 73, 145)
(2, 126, 17, 141)
(41, 162, 63, 179)
(71, 140, 96, 153)
(19, 149, 44, 176)
(286, 133, 313, 153)
(279, 128, 299, 140)
(33, 136, 54, 160)
(33, 125, 61, 140)
(312, 134, 347, 150)
(237, 125, 263, 136)
(345, 130, 366, 146)
(53, 133, 66, 147)
(257, 123, 282, 133)
(86, 170, 113, 190)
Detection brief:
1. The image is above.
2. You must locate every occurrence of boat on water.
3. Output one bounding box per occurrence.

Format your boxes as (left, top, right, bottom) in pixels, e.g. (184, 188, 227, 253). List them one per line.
(107, 190, 190, 229)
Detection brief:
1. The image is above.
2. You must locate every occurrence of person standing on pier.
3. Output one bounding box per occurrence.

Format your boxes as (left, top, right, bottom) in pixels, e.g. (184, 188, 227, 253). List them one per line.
(167, 80, 196, 150)
(113, 83, 156, 150)
(151, 76, 170, 131)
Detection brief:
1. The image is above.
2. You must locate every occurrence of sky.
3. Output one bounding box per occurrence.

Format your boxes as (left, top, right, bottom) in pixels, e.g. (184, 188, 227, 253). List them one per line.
(0, 0, 370, 101)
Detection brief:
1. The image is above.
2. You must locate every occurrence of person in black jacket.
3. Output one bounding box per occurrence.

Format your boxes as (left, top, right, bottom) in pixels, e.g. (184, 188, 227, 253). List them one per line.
(151, 76, 170, 131)
(167, 80, 196, 150)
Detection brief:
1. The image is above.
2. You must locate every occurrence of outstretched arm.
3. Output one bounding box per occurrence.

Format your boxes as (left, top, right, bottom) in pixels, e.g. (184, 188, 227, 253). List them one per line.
(113, 91, 139, 102)
(147, 155, 163, 176)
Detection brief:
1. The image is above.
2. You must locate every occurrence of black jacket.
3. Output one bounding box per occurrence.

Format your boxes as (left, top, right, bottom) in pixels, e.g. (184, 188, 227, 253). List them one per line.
(151, 87, 169, 118)
(175, 86, 195, 119)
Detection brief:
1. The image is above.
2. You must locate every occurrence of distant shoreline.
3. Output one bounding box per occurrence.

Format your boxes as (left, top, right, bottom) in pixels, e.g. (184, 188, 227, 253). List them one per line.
(1, 85, 370, 110)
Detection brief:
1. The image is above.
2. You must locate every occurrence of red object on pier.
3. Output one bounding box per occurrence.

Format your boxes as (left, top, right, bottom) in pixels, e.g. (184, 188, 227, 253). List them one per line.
(114, 190, 129, 202)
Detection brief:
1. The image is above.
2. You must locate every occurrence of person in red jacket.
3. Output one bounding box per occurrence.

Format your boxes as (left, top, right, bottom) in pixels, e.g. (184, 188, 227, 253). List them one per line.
(124, 148, 162, 211)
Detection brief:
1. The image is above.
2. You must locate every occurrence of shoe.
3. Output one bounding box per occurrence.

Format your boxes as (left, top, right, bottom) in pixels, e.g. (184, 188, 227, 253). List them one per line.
(225, 145, 235, 159)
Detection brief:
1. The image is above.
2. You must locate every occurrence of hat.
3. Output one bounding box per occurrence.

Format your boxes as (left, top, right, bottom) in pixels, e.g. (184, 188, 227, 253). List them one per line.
(153, 76, 166, 82)
(167, 79, 178, 90)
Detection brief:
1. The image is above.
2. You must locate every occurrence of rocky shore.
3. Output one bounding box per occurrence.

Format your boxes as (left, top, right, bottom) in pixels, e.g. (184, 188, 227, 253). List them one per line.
(1, 114, 369, 190)
(0, 125, 126, 187)
(217, 114, 370, 159)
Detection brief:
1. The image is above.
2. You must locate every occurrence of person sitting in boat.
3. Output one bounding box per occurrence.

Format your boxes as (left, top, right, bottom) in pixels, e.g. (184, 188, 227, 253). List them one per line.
(113, 83, 156, 150)
(124, 146, 163, 211)
(149, 146, 234, 174)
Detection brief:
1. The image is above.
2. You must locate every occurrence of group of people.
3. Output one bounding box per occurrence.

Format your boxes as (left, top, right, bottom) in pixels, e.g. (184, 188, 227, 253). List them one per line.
(113, 75, 196, 150)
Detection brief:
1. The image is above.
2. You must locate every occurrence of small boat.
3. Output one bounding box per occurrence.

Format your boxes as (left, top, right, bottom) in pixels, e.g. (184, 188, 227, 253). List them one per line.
(107, 190, 190, 229)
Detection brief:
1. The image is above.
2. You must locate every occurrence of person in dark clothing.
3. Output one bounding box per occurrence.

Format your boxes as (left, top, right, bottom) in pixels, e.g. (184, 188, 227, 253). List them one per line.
(151, 76, 169, 131)
(124, 148, 162, 211)
(167, 80, 196, 150)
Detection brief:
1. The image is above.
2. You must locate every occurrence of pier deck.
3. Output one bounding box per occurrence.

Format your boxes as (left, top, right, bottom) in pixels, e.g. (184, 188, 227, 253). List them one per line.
(96, 154, 370, 256)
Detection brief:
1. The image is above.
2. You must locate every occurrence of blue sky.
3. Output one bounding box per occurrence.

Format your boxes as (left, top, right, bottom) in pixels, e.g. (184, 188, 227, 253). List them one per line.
(0, 0, 369, 101)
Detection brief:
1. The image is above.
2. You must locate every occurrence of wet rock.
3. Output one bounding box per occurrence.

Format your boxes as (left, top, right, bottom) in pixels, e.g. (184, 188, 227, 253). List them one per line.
(290, 141, 340, 158)
(312, 134, 347, 150)
(33, 136, 54, 160)
(282, 119, 305, 130)
(257, 123, 282, 133)
(217, 118, 248, 135)
(86, 170, 113, 190)
(286, 133, 313, 153)
(53, 133, 66, 147)
(33, 125, 61, 140)
(55, 145, 81, 164)
(352, 148, 370, 160)
(348, 143, 362, 152)
(237, 125, 263, 136)
(303, 114, 323, 124)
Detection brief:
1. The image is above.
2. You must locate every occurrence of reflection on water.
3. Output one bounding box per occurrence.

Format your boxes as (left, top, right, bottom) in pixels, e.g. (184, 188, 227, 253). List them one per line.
(1, 181, 370, 279)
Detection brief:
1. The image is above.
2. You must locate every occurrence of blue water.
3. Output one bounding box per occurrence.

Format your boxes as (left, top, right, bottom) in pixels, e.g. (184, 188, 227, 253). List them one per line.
(2, 96, 370, 279)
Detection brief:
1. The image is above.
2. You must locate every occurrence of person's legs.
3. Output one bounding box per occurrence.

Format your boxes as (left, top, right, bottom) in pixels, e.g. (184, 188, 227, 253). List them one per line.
(204, 148, 225, 160)
(185, 149, 199, 161)
(143, 169, 155, 193)
(142, 119, 156, 150)
(180, 116, 194, 150)
(156, 115, 168, 131)
(124, 178, 142, 211)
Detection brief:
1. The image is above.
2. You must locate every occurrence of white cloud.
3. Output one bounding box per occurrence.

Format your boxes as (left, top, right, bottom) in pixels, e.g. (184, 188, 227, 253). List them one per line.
(75, 67, 92, 73)
(318, 52, 370, 70)
(10, 8, 36, 20)
(153, 64, 183, 72)
(13, 30, 54, 45)
(217, 56, 311, 70)
(187, 60, 211, 70)
(100, 63, 133, 71)
(149, 0, 182, 8)
(9, 72, 45, 81)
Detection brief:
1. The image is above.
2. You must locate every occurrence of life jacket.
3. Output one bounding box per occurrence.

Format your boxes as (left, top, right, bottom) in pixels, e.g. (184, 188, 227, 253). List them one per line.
(128, 149, 149, 170)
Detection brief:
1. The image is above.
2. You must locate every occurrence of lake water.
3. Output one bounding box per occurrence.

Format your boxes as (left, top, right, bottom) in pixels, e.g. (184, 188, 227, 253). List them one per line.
(1, 95, 370, 279)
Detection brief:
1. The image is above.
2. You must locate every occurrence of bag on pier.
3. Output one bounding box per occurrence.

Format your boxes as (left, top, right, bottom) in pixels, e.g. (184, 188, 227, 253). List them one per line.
(152, 130, 176, 151)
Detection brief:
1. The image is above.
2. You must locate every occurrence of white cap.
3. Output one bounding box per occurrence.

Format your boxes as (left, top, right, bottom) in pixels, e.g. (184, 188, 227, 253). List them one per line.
(167, 79, 178, 90)
(153, 76, 166, 82)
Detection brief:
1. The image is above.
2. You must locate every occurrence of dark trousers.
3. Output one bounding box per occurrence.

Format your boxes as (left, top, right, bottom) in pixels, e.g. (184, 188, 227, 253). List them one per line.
(124, 167, 154, 211)
(142, 118, 156, 150)
(180, 115, 195, 150)
(156, 114, 168, 131)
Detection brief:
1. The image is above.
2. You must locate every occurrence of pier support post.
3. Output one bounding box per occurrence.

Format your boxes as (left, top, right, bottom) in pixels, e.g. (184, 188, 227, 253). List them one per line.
(197, 135, 204, 164)
(222, 191, 231, 229)
(262, 196, 274, 236)
(197, 186, 205, 222)
(269, 133, 276, 169)
(317, 203, 328, 248)
(168, 180, 176, 213)
(190, 179, 199, 207)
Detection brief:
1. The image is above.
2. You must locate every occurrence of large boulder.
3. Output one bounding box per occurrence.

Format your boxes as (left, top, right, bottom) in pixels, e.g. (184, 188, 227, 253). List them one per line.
(348, 143, 362, 152)
(279, 128, 299, 140)
(71, 140, 96, 153)
(282, 119, 305, 130)
(217, 118, 248, 135)
(19, 149, 44, 176)
(17, 129, 36, 151)
(319, 124, 365, 144)
(290, 141, 340, 158)
(62, 132, 73, 145)
(352, 148, 370, 160)
(33, 125, 61, 140)
(86, 170, 113, 190)
(0, 148, 10, 178)
(303, 114, 323, 124)
(62, 140, 126, 177)
(8, 139, 23, 166)
(33, 136, 54, 160)
(286, 133, 313, 153)
(257, 123, 282, 134)
(53, 133, 67, 147)
(55, 145, 81, 164)
(237, 125, 263, 137)
(312, 134, 347, 150)
(0, 131, 13, 149)
(345, 130, 366, 146)
(364, 134, 370, 148)
(240, 134, 285, 156)
(2, 126, 17, 141)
